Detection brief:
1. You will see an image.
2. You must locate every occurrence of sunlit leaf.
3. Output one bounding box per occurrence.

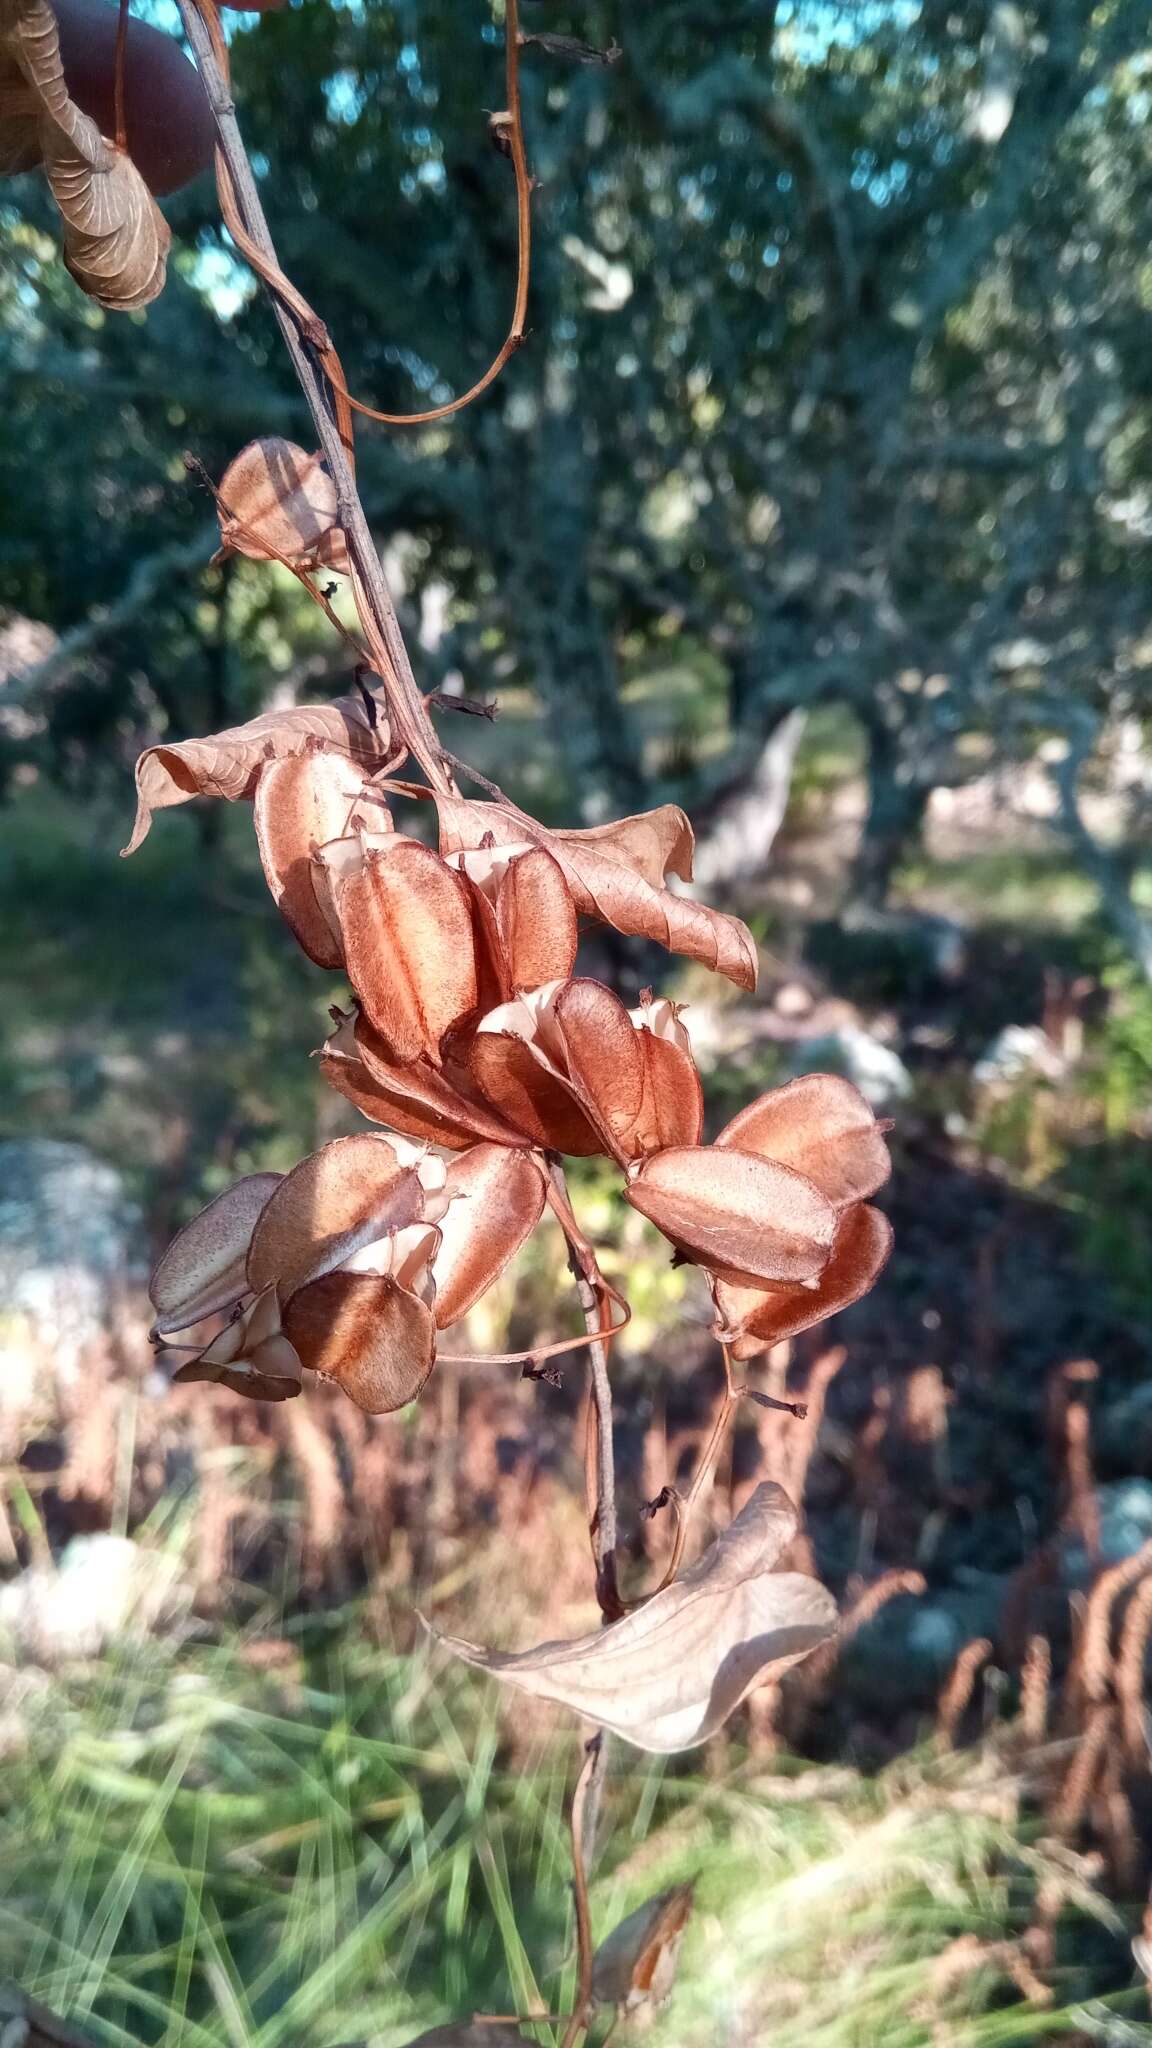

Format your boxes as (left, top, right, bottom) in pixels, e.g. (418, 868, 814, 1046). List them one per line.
(427, 1481, 837, 1752)
(123, 695, 383, 855)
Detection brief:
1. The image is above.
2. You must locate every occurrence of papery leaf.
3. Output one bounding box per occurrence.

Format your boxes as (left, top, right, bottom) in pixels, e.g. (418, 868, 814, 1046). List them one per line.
(123, 695, 383, 855)
(247, 1132, 424, 1299)
(625, 1145, 837, 1286)
(2, 0, 170, 306)
(428, 1481, 836, 1752)
(496, 846, 578, 989)
(217, 437, 348, 570)
(283, 1272, 435, 1412)
(717, 1074, 891, 1210)
(436, 796, 756, 991)
(469, 1025, 603, 1156)
(336, 839, 478, 1065)
(255, 750, 375, 968)
(45, 125, 170, 309)
(171, 1283, 303, 1402)
(2, 0, 93, 143)
(714, 1203, 894, 1360)
(149, 1172, 281, 1335)
(320, 1011, 528, 1152)
(592, 1882, 696, 2017)
(433, 1144, 546, 1328)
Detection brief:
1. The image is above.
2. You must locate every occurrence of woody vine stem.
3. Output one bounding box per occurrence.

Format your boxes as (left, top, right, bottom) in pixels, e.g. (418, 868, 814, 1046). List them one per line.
(175, 1, 616, 2030)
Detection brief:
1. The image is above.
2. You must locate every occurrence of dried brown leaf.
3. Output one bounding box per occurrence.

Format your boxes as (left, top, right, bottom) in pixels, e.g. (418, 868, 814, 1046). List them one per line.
(217, 438, 348, 571)
(123, 695, 383, 856)
(427, 1480, 837, 1751)
(436, 795, 756, 991)
(283, 1271, 435, 1412)
(335, 839, 478, 1065)
(625, 1145, 837, 1286)
(149, 1172, 281, 1335)
(2, 0, 170, 307)
(717, 1074, 891, 1209)
(246, 1132, 425, 1299)
(254, 750, 374, 968)
(713, 1203, 894, 1360)
(433, 1144, 546, 1328)
(592, 1881, 696, 2017)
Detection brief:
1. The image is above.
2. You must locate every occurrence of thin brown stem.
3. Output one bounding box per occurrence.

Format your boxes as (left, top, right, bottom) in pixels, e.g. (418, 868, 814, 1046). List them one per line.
(176, 0, 453, 793)
(329, 0, 533, 427)
(545, 1159, 623, 1621)
(113, 0, 130, 153)
(561, 1732, 606, 2048)
(650, 1343, 738, 1594)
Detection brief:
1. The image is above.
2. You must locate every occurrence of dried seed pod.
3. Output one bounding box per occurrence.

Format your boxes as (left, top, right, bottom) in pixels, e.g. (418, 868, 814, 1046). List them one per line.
(216, 438, 349, 571)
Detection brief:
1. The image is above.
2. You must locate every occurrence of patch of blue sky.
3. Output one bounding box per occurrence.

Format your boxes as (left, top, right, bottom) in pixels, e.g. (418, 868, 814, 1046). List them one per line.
(186, 240, 256, 321)
(779, 0, 921, 60)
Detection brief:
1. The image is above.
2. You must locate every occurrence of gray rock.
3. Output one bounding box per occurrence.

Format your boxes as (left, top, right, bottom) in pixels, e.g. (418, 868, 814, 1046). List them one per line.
(840, 1578, 1006, 1710)
(0, 1140, 140, 1430)
(1062, 1478, 1152, 1585)
(0, 1533, 188, 1664)
(972, 1025, 1065, 1089)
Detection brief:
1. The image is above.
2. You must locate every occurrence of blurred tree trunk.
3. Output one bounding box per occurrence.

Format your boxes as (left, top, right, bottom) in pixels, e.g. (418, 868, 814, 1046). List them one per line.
(850, 722, 931, 910)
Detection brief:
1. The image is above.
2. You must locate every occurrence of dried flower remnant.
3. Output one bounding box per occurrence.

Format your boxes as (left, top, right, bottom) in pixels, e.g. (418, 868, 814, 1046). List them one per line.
(470, 977, 703, 1161)
(427, 1481, 837, 1752)
(153, 1134, 546, 1413)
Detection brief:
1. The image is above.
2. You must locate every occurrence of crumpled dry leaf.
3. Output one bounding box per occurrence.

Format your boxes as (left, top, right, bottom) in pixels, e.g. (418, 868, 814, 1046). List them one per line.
(1, 0, 170, 307)
(329, 836, 479, 1065)
(625, 1143, 837, 1287)
(713, 1202, 894, 1360)
(150, 1171, 282, 1335)
(436, 795, 757, 991)
(320, 1009, 528, 1152)
(254, 749, 378, 968)
(592, 1881, 696, 2020)
(432, 1143, 546, 1328)
(123, 695, 383, 856)
(427, 1481, 837, 1752)
(216, 438, 349, 571)
(171, 1282, 302, 1402)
